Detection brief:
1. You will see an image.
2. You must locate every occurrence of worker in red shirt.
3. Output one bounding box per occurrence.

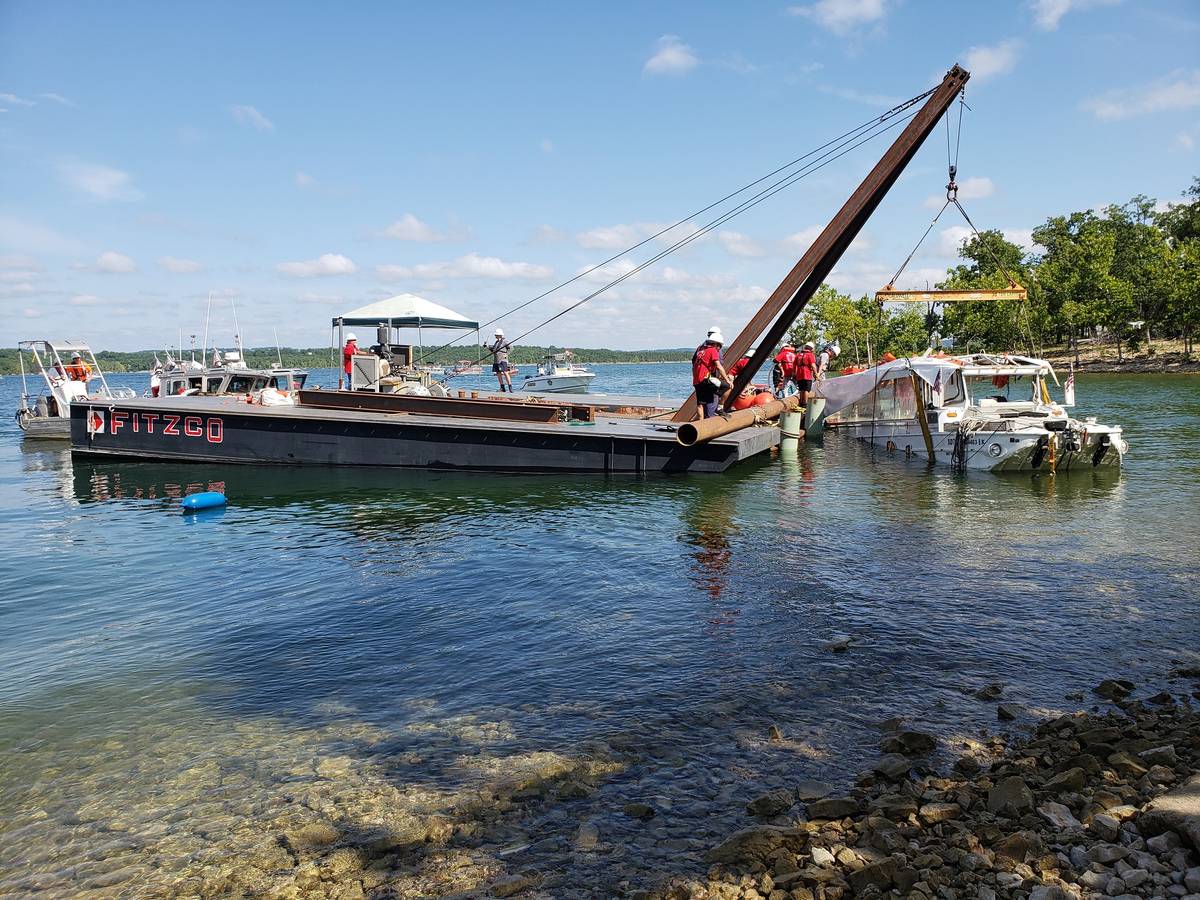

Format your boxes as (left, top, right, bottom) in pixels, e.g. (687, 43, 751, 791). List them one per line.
(772, 343, 797, 396)
(726, 346, 756, 382)
(342, 333, 358, 390)
(692, 327, 731, 419)
(795, 341, 818, 406)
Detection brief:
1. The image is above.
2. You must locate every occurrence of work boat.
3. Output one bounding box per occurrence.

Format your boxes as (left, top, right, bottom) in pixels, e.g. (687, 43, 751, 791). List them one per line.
(519, 351, 596, 394)
(152, 350, 307, 398)
(816, 352, 1126, 472)
(15, 340, 135, 439)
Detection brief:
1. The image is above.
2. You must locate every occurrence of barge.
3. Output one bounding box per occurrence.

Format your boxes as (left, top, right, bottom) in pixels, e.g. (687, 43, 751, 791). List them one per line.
(70, 392, 778, 474)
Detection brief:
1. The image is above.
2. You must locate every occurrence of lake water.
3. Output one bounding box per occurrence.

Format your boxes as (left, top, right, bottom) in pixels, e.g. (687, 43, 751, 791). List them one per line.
(1, 363, 1197, 897)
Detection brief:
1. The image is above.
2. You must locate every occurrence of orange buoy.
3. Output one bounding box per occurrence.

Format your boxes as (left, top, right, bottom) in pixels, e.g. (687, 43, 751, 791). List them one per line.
(880, 351, 897, 363)
(751, 391, 775, 407)
(731, 391, 756, 411)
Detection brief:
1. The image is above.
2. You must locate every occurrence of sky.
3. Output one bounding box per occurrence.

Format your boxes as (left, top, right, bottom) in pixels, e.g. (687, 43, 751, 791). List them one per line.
(1, 0, 1198, 352)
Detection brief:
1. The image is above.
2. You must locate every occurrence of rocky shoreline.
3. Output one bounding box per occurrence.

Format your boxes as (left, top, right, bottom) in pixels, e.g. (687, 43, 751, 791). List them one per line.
(650, 672, 1200, 900)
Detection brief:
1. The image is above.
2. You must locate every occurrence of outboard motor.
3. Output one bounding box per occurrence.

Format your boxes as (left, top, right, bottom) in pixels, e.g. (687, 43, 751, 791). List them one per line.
(1092, 435, 1111, 467)
(1030, 435, 1049, 470)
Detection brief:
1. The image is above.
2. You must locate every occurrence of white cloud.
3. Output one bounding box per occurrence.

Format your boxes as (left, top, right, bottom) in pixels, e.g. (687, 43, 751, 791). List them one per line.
(96, 251, 136, 273)
(782, 225, 824, 250)
(158, 256, 203, 273)
(1174, 127, 1198, 152)
(576, 259, 735, 288)
(937, 226, 973, 257)
(962, 40, 1021, 82)
(69, 293, 102, 306)
(0, 253, 39, 271)
(57, 161, 143, 201)
(39, 92, 73, 106)
(924, 175, 995, 208)
(717, 231, 767, 258)
(1029, 0, 1120, 31)
(22, 307, 41, 318)
(540, 138, 555, 153)
(644, 35, 699, 76)
(382, 213, 452, 242)
(230, 104, 274, 131)
(0, 216, 86, 254)
(1004, 228, 1036, 251)
(0, 92, 35, 107)
(787, 0, 888, 35)
(295, 170, 315, 188)
(377, 253, 552, 281)
(276, 253, 357, 277)
(576, 221, 676, 249)
(531, 224, 567, 243)
(1082, 70, 1200, 121)
(817, 84, 901, 107)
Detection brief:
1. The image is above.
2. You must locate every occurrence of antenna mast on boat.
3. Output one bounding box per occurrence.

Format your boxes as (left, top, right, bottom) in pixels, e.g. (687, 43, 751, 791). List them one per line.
(202, 292, 213, 366)
(232, 297, 244, 357)
(273, 327, 284, 368)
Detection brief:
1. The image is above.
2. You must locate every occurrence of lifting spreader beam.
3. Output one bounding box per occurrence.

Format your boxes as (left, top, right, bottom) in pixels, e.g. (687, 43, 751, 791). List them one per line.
(673, 64, 971, 422)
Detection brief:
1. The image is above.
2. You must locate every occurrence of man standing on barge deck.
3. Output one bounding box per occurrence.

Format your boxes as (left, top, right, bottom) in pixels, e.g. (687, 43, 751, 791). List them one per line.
(486, 328, 514, 392)
(692, 327, 731, 419)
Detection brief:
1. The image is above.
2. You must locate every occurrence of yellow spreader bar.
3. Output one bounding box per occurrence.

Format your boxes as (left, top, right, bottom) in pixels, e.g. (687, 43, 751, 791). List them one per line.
(875, 286, 1028, 303)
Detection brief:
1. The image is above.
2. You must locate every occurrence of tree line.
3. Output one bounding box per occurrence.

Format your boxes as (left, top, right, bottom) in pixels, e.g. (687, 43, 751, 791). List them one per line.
(789, 177, 1200, 364)
(0, 344, 697, 376)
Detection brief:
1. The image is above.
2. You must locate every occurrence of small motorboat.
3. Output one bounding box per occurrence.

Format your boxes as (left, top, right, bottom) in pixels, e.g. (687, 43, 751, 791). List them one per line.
(518, 351, 596, 394)
(15, 340, 135, 439)
(815, 351, 1126, 472)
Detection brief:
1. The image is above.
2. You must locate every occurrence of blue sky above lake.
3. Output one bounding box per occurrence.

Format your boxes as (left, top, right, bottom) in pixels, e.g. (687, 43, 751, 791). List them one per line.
(2, 0, 1197, 351)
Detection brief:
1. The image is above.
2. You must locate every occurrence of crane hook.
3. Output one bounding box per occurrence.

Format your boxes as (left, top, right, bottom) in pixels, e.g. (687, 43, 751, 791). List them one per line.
(946, 164, 958, 202)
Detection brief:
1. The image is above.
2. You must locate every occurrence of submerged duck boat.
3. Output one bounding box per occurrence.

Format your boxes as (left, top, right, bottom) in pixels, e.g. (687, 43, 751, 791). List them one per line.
(815, 352, 1126, 472)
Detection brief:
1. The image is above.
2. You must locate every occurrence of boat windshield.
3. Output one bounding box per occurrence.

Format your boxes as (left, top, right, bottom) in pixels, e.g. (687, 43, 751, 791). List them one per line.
(964, 373, 1038, 405)
(832, 376, 920, 424)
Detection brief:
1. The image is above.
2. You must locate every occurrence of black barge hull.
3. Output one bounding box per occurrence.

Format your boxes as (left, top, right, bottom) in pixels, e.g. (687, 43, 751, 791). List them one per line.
(69, 397, 777, 474)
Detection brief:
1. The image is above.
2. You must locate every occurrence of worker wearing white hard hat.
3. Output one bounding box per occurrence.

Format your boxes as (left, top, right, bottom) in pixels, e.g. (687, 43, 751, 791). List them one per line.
(817, 340, 840, 380)
(795, 341, 818, 405)
(486, 328, 515, 392)
(342, 333, 360, 390)
(691, 327, 731, 419)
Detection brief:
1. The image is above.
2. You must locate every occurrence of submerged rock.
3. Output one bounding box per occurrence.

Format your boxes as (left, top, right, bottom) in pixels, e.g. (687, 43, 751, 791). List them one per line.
(746, 789, 795, 819)
(1093, 678, 1134, 700)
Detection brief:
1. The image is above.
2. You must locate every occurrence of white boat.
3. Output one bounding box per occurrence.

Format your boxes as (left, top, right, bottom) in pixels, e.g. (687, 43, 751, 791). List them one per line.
(152, 349, 308, 397)
(814, 352, 1126, 472)
(15, 340, 136, 439)
(518, 351, 596, 394)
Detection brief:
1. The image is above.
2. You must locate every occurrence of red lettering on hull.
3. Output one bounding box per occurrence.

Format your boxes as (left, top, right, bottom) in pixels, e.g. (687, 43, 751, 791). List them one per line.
(163, 414, 180, 435)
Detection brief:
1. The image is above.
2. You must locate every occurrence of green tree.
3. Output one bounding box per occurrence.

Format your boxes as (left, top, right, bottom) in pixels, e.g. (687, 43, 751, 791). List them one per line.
(938, 229, 1038, 352)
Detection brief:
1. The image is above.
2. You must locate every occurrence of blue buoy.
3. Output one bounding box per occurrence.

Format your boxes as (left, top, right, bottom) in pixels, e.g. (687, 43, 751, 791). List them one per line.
(181, 491, 227, 513)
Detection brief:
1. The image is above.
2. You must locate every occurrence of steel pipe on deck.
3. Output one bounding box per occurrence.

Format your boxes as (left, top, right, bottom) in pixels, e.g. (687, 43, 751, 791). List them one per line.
(676, 396, 801, 447)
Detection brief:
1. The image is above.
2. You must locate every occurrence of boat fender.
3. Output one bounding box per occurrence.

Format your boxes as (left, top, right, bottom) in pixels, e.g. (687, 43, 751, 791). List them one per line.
(181, 491, 227, 512)
(751, 392, 774, 407)
(731, 390, 757, 411)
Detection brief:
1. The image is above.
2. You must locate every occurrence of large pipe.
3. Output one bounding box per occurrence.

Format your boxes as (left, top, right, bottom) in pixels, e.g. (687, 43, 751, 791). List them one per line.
(677, 396, 801, 447)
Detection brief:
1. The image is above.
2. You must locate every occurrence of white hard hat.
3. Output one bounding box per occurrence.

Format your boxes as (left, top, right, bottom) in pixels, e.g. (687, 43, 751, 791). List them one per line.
(829, 342, 841, 354)
(803, 341, 814, 349)
(71, 351, 82, 359)
(707, 327, 724, 345)
(347, 332, 357, 341)
(746, 347, 757, 356)
(495, 328, 504, 337)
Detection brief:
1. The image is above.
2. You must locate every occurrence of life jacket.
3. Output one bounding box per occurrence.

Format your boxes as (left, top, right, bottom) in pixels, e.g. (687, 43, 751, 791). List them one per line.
(65, 362, 90, 381)
(692, 343, 720, 385)
(796, 350, 816, 380)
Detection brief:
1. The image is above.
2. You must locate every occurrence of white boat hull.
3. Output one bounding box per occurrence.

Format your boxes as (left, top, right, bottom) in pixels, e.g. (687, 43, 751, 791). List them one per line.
(518, 373, 596, 394)
(836, 421, 1124, 472)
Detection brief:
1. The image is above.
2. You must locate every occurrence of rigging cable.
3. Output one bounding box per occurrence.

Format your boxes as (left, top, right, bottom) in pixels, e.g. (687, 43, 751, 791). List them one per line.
(415, 87, 939, 365)
(497, 109, 923, 356)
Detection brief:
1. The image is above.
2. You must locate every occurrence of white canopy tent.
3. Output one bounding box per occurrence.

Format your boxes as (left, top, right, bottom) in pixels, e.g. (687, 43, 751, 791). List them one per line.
(331, 294, 481, 384)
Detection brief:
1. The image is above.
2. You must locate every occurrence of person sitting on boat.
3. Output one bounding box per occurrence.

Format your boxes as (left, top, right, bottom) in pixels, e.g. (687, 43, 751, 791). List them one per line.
(795, 341, 817, 405)
(817, 341, 840, 379)
(486, 328, 514, 392)
(692, 327, 731, 419)
(342, 333, 358, 390)
(63, 351, 92, 382)
(772, 343, 797, 396)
